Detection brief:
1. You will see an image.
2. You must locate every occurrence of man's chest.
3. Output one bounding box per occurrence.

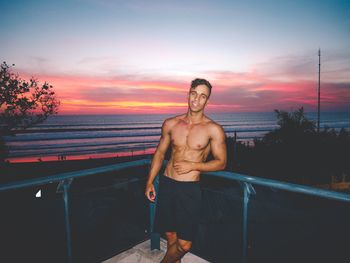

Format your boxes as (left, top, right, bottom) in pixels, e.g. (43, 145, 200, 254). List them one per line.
(170, 122, 210, 150)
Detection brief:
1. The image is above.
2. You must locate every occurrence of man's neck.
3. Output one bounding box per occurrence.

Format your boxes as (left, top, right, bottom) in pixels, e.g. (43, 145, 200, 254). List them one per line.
(185, 110, 205, 124)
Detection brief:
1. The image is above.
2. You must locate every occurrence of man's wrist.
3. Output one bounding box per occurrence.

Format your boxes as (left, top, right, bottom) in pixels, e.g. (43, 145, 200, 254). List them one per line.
(146, 180, 153, 186)
(192, 162, 201, 171)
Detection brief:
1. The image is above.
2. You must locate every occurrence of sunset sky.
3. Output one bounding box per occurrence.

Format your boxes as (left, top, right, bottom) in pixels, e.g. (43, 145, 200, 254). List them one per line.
(2, 0, 350, 114)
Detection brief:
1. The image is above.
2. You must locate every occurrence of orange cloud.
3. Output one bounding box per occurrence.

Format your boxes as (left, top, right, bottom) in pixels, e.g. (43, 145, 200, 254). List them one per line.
(16, 66, 350, 114)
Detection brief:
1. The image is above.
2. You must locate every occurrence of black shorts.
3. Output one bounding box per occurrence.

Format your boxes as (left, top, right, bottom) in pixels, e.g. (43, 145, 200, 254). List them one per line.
(154, 175, 202, 242)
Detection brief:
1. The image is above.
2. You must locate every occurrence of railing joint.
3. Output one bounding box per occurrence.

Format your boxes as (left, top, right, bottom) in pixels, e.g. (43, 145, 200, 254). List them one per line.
(242, 182, 256, 196)
(56, 178, 73, 194)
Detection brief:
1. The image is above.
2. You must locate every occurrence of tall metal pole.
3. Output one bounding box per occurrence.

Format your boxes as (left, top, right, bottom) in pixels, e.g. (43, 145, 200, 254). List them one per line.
(317, 48, 321, 133)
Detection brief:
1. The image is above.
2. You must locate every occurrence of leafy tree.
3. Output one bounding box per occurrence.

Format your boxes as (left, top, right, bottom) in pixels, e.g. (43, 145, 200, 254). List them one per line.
(246, 108, 350, 185)
(0, 62, 59, 162)
(262, 107, 316, 145)
(0, 62, 59, 135)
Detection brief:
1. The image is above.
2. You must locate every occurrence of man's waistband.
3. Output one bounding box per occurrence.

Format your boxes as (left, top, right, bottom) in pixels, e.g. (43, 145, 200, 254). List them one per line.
(161, 174, 200, 184)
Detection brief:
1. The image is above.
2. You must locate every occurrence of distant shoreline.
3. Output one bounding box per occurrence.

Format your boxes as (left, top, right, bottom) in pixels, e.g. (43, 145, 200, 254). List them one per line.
(1, 153, 153, 183)
(5, 148, 156, 164)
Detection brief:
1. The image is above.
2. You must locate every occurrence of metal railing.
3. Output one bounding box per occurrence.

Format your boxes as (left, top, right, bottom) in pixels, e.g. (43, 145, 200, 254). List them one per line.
(199, 170, 350, 263)
(150, 163, 350, 263)
(0, 159, 150, 263)
(1, 159, 350, 263)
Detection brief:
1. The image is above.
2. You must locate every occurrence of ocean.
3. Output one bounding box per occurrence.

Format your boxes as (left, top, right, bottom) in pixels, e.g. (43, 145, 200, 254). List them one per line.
(3, 111, 350, 163)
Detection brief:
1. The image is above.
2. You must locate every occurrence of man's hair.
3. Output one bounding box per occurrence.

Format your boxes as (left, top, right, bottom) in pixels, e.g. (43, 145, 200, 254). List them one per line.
(191, 78, 212, 97)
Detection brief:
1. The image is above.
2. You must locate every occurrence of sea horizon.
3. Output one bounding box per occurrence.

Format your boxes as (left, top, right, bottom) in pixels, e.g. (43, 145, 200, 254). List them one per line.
(51, 110, 350, 116)
(4, 111, 350, 163)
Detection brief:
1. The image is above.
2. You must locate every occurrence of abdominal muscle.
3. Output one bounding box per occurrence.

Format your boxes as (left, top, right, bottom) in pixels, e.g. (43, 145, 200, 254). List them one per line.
(164, 147, 209, 182)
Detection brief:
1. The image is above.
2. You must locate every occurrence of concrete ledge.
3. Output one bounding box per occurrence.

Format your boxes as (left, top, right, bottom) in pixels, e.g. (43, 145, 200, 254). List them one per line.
(103, 238, 209, 263)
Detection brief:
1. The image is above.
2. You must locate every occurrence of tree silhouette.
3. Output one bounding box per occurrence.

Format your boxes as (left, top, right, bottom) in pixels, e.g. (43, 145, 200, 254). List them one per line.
(243, 108, 350, 185)
(0, 62, 59, 162)
(262, 107, 316, 145)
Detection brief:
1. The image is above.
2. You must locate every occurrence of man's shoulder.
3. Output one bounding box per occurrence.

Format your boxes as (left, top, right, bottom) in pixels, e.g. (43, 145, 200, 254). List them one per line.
(162, 114, 185, 129)
(204, 116, 223, 129)
(204, 117, 225, 136)
(164, 114, 181, 123)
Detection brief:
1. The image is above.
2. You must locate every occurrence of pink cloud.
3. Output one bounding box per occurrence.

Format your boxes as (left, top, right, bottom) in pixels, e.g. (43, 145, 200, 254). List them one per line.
(14, 66, 350, 114)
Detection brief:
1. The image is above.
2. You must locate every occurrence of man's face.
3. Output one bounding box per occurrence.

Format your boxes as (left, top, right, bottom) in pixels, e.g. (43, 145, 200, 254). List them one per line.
(188, 84, 210, 112)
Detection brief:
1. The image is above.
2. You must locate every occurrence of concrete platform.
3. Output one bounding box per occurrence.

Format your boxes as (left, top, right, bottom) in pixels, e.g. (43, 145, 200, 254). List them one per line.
(103, 238, 209, 263)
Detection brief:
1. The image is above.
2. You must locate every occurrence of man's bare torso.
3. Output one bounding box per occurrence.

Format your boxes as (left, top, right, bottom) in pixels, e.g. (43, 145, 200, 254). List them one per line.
(164, 114, 215, 181)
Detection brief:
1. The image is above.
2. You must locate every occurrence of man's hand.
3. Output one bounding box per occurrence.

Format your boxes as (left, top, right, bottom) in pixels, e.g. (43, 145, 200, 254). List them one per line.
(145, 183, 156, 202)
(173, 161, 196, 175)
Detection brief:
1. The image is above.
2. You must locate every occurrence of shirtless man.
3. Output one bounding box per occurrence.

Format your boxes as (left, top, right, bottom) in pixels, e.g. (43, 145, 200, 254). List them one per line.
(145, 78, 227, 263)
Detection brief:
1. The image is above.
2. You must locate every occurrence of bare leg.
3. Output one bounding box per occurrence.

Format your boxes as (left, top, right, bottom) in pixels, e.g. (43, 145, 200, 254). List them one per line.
(161, 238, 192, 263)
(165, 232, 180, 263)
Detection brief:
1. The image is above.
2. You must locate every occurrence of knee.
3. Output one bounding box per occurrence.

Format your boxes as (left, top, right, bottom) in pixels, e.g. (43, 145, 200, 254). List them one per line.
(176, 239, 192, 253)
(165, 232, 177, 241)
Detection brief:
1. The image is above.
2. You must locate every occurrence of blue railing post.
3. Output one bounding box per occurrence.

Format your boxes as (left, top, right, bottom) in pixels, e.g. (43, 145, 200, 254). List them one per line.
(57, 178, 74, 263)
(242, 182, 256, 263)
(149, 174, 160, 250)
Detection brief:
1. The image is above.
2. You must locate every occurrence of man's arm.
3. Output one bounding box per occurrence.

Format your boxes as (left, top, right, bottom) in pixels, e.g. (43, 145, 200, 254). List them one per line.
(195, 124, 227, 171)
(174, 124, 227, 174)
(145, 119, 171, 202)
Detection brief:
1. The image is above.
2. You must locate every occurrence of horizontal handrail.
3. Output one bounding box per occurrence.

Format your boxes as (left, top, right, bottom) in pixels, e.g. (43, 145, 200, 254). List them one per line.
(1, 159, 350, 202)
(203, 170, 350, 202)
(0, 159, 150, 192)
